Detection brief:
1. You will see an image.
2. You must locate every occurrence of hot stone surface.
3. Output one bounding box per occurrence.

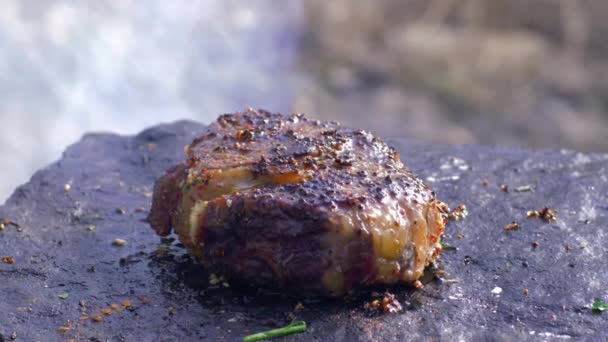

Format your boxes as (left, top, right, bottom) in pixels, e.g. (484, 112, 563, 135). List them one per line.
(0, 120, 606, 341)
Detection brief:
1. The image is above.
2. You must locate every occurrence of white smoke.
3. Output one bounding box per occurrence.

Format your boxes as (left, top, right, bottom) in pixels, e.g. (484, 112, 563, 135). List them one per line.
(0, 0, 304, 203)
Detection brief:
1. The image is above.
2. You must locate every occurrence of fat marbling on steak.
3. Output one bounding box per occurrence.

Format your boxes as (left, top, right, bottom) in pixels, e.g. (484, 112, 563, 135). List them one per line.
(148, 109, 446, 296)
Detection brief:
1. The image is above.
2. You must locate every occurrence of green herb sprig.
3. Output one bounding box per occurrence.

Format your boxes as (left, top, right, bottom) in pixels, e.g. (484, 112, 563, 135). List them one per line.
(592, 300, 608, 314)
(243, 320, 307, 342)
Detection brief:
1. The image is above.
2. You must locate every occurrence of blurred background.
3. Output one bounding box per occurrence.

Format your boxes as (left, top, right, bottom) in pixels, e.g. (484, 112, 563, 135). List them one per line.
(1, 0, 608, 203)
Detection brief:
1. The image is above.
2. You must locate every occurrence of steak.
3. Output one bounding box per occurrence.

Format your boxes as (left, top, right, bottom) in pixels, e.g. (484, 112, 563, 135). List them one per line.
(148, 109, 446, 296)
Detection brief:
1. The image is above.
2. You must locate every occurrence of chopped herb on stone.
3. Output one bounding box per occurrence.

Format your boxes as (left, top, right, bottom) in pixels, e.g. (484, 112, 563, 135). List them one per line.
(592, 300, 608, 314)
(243, 320, 307, 342)
(439, 240, 457, 251)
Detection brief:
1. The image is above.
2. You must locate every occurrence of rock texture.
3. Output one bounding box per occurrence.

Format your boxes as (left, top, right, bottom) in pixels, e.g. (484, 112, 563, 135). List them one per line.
(0, 120, 606, 341)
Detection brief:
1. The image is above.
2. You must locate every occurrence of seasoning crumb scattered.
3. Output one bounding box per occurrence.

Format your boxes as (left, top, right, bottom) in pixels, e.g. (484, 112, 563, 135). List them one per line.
(0, 223, 4, 231)
(121, 300, 132, 308)
(86, 224, 96, 231)
(100, 308, 112, 315)
(57, 326, 71, 333)
(112, 238, 127, 246)
(503, 222, 519, 231)
(79, 299, 85, 307)
(414, 280, 424, 289)
(527, 210, 540, 218)
(1, 256, 15, 264)
(294, 302, 304, 312)
(463, 255, 472, 265)
(500, 184, 509, 192)
(57, 293, 69, 299)
(365, 299, 379, 310)
(168, 306, 175, 315)
(513, 184, 534, 192)
(135, 207, 146, 213)
(364, 291, 402, 313)
(456, 233, 464, 239)
(491, 287, 503, 295)
(531, 241, 539, 249)
(447, 203, 468, 221)
(564, 244, 572, 252)
(115, 208, 126, 215)
(527, 207, 556, 223)
(209, 273, 225, 286)
(523, 289, 529, 295)
(482, 179, 489, 186)
(110, 304, 120, 310)
(538, 207, 556, 222)
(64, 183, 71, 193)
(91, 315, 104, 322)
(2, 218, 10, 226)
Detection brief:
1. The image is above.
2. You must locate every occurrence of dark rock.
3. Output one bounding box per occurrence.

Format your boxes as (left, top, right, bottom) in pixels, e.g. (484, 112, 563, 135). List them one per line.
(1, 121, 607, 341)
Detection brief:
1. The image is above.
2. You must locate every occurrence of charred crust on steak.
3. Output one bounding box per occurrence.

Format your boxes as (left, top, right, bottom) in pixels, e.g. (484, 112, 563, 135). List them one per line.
(148, 108, 446, 296)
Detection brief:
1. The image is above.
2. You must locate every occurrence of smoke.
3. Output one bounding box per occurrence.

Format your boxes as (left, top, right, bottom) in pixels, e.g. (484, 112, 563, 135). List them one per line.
(0, 0, 304, 203)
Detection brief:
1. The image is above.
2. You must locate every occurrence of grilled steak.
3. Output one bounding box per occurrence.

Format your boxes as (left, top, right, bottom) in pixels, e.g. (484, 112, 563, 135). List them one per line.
(149, 109, 446, 296)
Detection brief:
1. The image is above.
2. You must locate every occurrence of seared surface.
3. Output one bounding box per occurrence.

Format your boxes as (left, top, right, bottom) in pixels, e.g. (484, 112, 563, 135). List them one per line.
(149, 109, 445, 296)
